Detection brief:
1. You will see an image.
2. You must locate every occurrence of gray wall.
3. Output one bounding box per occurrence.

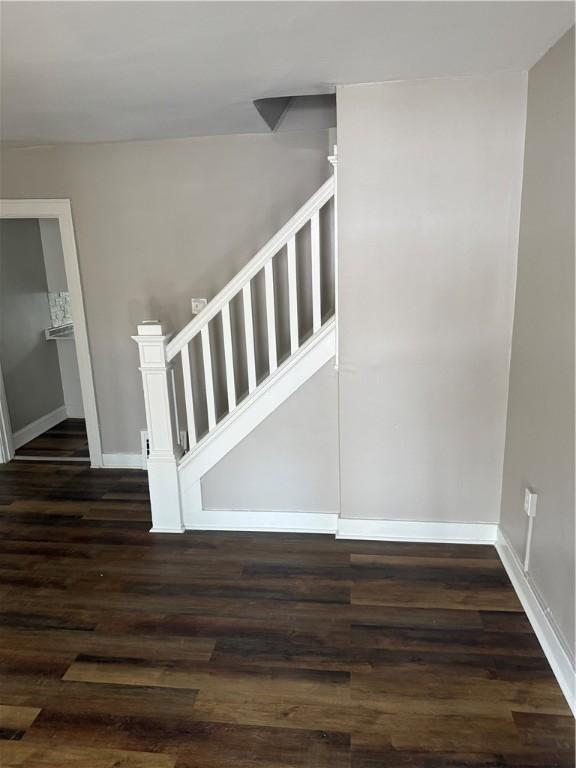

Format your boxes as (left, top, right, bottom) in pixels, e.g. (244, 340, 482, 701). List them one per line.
(39, 218, 67, 291)
(500, 28, 575, 654)
(39, 218, 84, 418)
(0, 219, 64, 432)
(337, 73, 527, 523)
(0, 130, 331, 454)
(202, 361, 338, 512)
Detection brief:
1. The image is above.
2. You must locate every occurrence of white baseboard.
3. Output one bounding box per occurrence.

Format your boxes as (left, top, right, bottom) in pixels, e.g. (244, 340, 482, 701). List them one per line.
(12, 405, 67, 449)
(150, 525, 186, 534)
(183, 512, 496, 541)
(13, 455, 89, 463)
(102, 452, 144, 469)
(185, 509, 339, 534)
(496, 529, 575, 716)
(65, 404, 85, 419)
(336, 518, 498, 544)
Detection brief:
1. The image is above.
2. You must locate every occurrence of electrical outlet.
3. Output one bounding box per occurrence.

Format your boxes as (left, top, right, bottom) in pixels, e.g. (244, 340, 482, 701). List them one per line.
(140, 430, 149, 470)
(191, 298, 207, 315)
(524, 488, 538, 518)
(141, 429, 189, 462)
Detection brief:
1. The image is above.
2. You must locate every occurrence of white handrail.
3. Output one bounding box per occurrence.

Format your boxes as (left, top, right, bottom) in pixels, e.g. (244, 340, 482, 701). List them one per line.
(166, 176, 335, 361)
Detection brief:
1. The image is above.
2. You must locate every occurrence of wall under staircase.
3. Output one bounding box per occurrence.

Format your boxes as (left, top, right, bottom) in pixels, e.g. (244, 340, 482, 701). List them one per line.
(134, 172, 337, 532)
(201, 359, 338, 516)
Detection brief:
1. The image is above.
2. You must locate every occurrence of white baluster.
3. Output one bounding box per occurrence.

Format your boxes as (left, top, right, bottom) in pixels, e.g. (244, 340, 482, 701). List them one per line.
(287, 236, 299, 353)
(180, 343, 197, 449)
(311, 210, 321, 333)
(243, 283, 257, 392)
(200, 325, 216, 431)
(132, 321, 184, 533)
(221, 302, 236, 412)
(264, 260, 277, 374)
(170, 367, 180, 443)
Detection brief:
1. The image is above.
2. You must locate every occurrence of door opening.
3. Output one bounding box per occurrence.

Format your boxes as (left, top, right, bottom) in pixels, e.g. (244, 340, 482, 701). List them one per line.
(0, 200, 102, 467)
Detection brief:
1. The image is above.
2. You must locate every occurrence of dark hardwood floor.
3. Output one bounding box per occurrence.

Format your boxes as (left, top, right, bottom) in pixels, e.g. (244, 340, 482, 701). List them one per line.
(0, 460, 573, 767)
(15, 418, 89, 460)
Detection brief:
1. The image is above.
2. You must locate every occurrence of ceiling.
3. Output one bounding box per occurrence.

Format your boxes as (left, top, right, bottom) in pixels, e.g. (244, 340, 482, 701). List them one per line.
(1, 1, 573, 145)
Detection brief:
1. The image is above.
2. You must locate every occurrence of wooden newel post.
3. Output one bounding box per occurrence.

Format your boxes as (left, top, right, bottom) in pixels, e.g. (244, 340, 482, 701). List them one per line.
(132, 321, 184, 533)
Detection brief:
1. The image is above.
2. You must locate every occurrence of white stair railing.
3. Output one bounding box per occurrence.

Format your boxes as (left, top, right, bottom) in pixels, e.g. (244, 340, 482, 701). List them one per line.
(167, 176, 334, 447)
(133, 174, 335, 532)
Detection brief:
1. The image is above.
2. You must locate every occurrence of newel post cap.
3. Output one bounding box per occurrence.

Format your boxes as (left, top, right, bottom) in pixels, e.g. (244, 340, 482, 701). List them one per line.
(136, 320, 164, 337)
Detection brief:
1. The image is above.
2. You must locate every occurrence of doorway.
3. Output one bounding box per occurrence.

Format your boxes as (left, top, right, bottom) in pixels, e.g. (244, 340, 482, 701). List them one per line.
(0, 200, 102, 466)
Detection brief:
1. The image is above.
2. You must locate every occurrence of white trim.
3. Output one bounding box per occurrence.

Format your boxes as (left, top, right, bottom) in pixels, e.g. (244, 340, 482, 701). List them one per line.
(132, 324, 185, 531)
(182, 511, 496, 542)
(184, 508, 338, 534)
(0, 199, 103, 467)
(336, 518, 498, 544)
(496, 529, 575, 716)
(150, 526, 186, 534)
(12, 405, 67, 450)
(102, 452, 144, 469)
(13, 455, 89, 463)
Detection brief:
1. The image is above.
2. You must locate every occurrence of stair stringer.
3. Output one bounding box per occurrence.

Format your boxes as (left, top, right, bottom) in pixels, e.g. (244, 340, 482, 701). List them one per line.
(178, 319, 336, 529)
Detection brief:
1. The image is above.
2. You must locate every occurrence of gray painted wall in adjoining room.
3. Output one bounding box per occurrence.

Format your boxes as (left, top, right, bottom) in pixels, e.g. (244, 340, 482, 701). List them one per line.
(0, 219, 64, 433)
(39, 218, 67, 291)
(0, 130, 332, 456)
(39, 218, 84, 418)
(500, 28, 575, 655)
(336, 72, 528, 524)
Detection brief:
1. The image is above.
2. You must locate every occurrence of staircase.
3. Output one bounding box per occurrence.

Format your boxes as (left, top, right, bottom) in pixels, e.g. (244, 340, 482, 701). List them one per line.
(133, 170, 337, 532)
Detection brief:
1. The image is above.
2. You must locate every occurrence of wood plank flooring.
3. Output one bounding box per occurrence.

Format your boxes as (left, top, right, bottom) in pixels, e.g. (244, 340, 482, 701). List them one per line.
(15, 419, 89, 460)
(0, 460, 573, 767)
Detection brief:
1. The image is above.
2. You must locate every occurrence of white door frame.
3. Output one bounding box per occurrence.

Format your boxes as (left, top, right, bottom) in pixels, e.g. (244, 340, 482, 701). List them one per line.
(0, 199, 103, 467)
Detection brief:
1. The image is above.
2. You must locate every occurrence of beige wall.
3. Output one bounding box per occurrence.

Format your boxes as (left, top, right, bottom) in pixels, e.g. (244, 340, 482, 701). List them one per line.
(202, 361, 338, 512)
(0, 219, 64, 432)
(0, 130, 331, 454)
(337, 73, 527, 523)
(500, 28, 575, 653)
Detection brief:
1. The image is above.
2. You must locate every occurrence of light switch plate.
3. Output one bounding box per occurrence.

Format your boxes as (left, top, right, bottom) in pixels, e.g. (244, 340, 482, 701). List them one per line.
(191, 298, 207, 315)
(524, 488, 538, 518)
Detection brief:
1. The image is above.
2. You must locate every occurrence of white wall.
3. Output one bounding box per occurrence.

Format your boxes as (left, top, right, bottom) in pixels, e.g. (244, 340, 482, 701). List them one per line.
(500, 28, 575, 654)
(39, 218, 84, 418)
(0, 130, 331, 455)
(202, 361, 338, 512)
(337, 73, 527, 523)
